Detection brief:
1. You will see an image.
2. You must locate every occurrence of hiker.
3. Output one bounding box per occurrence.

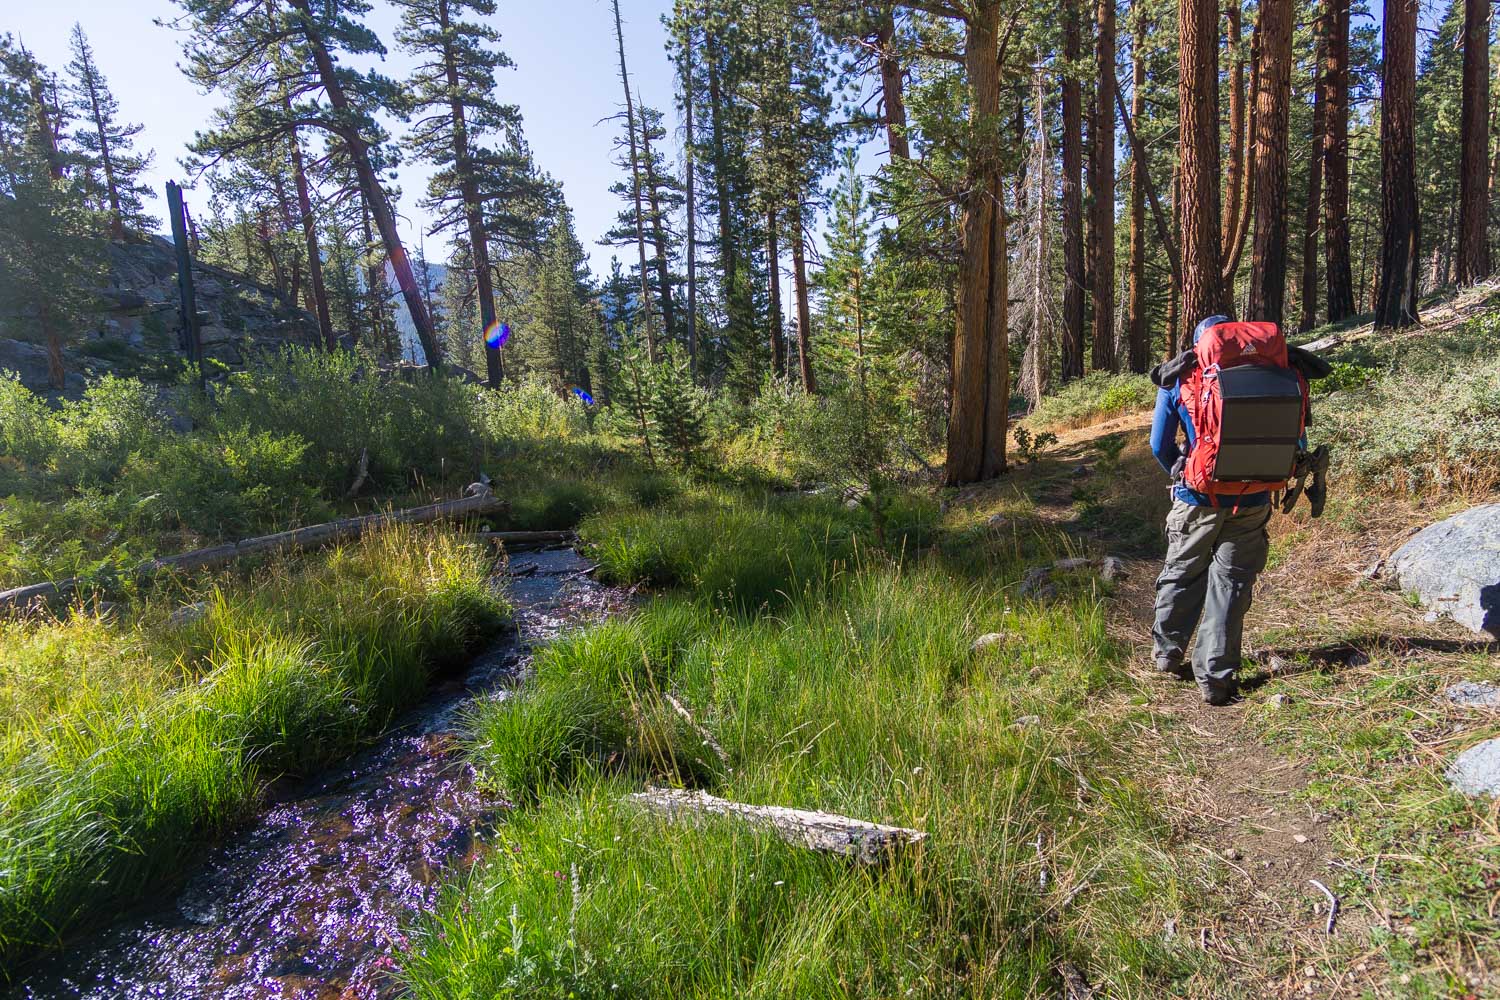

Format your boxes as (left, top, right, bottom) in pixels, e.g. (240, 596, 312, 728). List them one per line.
(1148, 315, 1313, 706)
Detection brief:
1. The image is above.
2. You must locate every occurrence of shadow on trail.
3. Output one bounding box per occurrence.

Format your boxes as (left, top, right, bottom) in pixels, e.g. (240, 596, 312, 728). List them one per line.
(1240, 636, 1500, 691)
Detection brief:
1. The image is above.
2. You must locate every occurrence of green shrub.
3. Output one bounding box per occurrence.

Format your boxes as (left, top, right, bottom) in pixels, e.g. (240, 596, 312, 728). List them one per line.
(1028, 372, 1156, 430)
(124, 427, 329, 538)
(0, 372, 58, 468)
(1318, 353, 1500, 493)
(474, 377, 588, 443)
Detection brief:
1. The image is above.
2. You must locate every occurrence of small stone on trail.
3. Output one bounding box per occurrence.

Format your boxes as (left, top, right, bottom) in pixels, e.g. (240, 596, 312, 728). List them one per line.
(1101, 556, 1127, 582)
(1222, 847, 1241, 861)
(1013, 715, 1040, 728)
(971, 632, 1008, 652)
(1447, 738, 1500, 796)
(1267, 655, 1293, 675)
(1446, 681, 1500, 708)
(168, 602, 209, 628)
(1293, 834, 1309, 844)
(1269, 693, 1292, 708)
(987, 514, 1008, 530)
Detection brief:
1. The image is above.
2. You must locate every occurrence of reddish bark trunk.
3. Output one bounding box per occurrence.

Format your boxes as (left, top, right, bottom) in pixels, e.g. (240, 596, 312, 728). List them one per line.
(1088, 0, 1118, 371)
(1061, 0, 1086, 380)
(1374, 0, 1420, 328)
(1456, 0, 1490, 284)
(1247, 0, 1293, 324)
(1299, 34, 1326, 333)
(1178, 0, 1230, 325)
(1321, 0, 1356, 320)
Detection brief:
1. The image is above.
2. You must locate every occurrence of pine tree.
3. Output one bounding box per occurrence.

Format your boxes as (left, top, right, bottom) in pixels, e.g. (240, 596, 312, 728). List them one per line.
(608, 331, 656, 464)
(649, 345, 706, 466)
(176, 0, 442, 362)
(63, 24, 153, 240)
(396, 0, 549, 386)
(0, 36, 106, 389)
(522, 210, 596, 388)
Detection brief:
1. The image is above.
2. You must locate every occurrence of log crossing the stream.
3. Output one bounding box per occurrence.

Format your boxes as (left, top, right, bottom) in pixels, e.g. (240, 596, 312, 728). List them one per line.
(0, 485, 507, 613)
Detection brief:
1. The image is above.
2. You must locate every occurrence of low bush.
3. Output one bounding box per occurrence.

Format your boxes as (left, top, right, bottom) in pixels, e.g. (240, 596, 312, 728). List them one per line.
(1027, 371, 1156, 430)
(1316, 354, 1500, 493)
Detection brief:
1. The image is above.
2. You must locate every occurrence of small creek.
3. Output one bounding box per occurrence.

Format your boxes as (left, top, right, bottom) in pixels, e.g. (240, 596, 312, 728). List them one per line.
(9, 547, 630, 1000)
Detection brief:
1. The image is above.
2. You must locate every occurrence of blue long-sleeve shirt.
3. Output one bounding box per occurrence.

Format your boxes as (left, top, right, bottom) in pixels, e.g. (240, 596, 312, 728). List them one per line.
(1150, 385, 1272, 507)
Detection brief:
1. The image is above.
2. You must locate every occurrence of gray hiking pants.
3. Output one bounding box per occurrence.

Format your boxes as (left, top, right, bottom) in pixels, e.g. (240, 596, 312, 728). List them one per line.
(1152, 499, 1271, 696)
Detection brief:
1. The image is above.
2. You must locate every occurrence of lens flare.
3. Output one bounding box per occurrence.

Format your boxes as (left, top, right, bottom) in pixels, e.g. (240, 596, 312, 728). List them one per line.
(484, 321, 511, 350)
(570, 387, 596, 406)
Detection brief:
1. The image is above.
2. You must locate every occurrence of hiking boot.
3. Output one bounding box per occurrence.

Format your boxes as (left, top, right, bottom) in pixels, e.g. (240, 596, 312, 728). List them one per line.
(1200, 681, 1241, 707)
(1155, 658, 1193, 682)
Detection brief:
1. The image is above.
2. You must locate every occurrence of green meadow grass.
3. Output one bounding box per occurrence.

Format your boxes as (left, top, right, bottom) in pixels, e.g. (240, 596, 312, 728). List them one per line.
(400, 492, 1220, 998)
(0, 524, 506, 970)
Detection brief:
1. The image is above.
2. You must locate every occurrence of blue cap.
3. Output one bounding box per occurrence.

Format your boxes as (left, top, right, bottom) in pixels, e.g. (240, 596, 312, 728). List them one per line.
(1193, 315, 1230, 344)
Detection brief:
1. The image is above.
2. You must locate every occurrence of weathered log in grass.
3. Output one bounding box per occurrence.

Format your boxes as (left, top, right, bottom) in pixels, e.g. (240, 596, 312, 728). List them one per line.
(0, 485, 507, 613)
(627, 787, 926, 864)
(477, 530, 576, 547)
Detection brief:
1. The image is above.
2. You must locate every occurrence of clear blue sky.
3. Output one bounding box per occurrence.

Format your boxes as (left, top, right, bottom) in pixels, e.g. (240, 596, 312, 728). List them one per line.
(5, 0, 680, 278)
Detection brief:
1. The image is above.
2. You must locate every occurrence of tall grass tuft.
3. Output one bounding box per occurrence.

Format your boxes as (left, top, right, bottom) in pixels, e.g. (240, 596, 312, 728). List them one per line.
(0, 524, 506, 971)
(406, 502, 1213, 997)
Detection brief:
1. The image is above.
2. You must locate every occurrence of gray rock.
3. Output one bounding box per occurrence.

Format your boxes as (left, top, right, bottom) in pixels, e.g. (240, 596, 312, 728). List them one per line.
(168, 602, 209, 628)
(1390, 504, 1500, 636)
(1268, 693, 1292, 708)
(1101, 556, 1128, 582)
(0, 337, 54, 390)
(971, 632, 1008, 652)
(1447, 738, 1500, 796)
(987, 514, 1008, 530)
(1446, 681, 1500, 708)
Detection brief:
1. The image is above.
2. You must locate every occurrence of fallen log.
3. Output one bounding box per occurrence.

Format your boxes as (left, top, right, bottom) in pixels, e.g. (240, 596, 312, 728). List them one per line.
(0, 485, 507, 613)
(477, 530, 576, 547)
(626, 787, 926, 864)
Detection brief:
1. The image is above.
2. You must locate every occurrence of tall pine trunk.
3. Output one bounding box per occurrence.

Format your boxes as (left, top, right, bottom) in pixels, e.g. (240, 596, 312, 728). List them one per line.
(1178, 0, 1229, 325)
(706, 27, 742, 368)
(790, 199, 817, 392)
(612, 0, 656, 359)
(1126, 2, 1149, 373)
(1299, 34, 1325, 333)
(1456, 0, 1490, 284)
(1321, 0, 1356, 320)
(1168, 163, 1182, 353)
(1374, 0, 1420, 329)
(79, 61, 125, 239)
(438, 0, 503, 385)
(1223, 2, 1247, 251)
(639, 116, 676, 340)
(946, 2, 1008, 485)
(681, 28, 699, 378)
(876, 4, 910, 160)
(1247, 0, 1293, 324)
(292, 0, 439, 364)
(1060, 0, 1086, 380)
(285, 118, 335, 350)
(1088, 0, 1117, 371)
(767, 210, 785, 378)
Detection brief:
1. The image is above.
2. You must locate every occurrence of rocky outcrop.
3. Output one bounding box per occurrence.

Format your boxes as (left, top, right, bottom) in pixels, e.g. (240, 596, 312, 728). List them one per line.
(0, 236, 320, 393)
(1390, 504, 1500, 637)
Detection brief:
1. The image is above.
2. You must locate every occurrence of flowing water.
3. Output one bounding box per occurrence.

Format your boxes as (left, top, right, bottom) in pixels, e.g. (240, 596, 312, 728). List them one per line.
(9, 547, 630, 1000)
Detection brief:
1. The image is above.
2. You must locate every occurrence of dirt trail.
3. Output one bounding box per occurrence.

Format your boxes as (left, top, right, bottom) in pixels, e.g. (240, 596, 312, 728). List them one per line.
(1002, 412, 1404, 996)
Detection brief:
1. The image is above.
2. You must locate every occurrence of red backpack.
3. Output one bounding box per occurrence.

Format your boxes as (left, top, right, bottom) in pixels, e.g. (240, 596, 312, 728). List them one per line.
(1180, 321, 1307, 501)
